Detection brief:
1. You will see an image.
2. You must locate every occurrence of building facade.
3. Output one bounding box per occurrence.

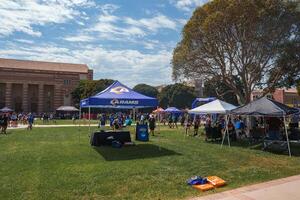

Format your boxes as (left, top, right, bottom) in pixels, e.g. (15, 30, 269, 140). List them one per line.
(251, 88, 300, 107)
(0, 58, 93, 114)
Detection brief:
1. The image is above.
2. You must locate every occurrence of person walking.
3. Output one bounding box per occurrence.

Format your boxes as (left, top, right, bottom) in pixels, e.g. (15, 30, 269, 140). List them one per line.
(27, 113, 34, 131)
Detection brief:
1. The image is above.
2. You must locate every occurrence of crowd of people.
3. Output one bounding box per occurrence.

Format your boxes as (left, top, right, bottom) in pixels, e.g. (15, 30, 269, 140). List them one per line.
(0, 112, 35, 133)
(2, 109, 299, 142)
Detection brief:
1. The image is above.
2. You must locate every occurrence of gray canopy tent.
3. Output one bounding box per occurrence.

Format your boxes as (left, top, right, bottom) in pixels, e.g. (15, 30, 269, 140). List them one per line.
(230, 97, 299, 156)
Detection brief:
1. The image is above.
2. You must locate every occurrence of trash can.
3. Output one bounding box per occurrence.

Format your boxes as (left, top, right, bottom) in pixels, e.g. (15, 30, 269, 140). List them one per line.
(136, 123, 149, 141)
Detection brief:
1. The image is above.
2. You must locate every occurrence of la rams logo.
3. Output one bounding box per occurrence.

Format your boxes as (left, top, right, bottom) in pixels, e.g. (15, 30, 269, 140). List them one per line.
(110, 99, 119, 106)
(110, 86, 129, 94)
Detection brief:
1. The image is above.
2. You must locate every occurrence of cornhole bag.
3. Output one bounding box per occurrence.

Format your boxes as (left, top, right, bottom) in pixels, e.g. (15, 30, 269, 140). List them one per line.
(199, 178, 207, 185)
(193, 184, 214, 192)
(207, 176, 226, 187)
(187, 176, 202, 185)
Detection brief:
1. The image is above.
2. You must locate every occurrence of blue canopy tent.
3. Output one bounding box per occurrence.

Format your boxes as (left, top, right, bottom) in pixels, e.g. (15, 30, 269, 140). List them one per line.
(80, 81, 158, 129)
(164, 107, 182, 113)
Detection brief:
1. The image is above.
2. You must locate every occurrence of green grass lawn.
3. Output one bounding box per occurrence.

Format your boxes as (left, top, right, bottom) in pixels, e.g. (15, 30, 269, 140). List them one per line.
(1, 126, 300, 200)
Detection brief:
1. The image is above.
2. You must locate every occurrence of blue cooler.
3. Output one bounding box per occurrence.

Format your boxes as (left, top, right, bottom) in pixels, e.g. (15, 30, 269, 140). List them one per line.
(136, 124, 149, 141)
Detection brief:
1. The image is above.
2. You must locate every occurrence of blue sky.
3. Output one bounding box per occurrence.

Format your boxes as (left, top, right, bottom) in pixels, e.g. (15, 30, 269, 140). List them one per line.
(0, 0, 208, 86)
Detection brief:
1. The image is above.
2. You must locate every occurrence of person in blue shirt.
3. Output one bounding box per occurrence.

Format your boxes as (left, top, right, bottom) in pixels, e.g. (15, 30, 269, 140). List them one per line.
(234, 117, 245, 139)
(109, 114, 115, 128)
(27, 113, 34, 130)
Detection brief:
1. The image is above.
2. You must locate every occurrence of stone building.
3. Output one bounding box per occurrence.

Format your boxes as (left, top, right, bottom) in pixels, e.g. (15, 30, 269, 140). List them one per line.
(0, 58, 93, 114)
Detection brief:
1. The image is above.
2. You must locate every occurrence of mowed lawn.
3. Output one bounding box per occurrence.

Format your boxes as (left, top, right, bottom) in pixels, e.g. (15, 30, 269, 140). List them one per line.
(1, 126, 300, 200)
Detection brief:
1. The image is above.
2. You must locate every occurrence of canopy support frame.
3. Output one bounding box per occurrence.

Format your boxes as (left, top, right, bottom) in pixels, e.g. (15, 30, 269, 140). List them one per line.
(283, 116, 291, 157)
(221, 114, 231, 147)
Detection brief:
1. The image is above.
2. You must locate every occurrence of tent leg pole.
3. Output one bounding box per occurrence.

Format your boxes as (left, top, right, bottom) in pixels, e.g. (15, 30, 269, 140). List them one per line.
(221, 130, 225, 147)
(221, 117, 226, 147)
(221, 115, 228, 147)
(158, 113, 160, 134)
(133, 108, 135, 125)
(79, 107, 81, 144)
(227, 115, 231, 147)
(284, 116, 291, 157)
(79, 107, 81, 120)
(88, 106, 91, 134)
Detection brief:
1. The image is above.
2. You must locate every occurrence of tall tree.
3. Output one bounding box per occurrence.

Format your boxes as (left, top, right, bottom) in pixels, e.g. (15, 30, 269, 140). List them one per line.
(71, 79, 114, 106)
(203, 77, 239, 105)
(172, 0, 300, 104)
(158, 83, 196, 108)
(133, 84, 159, 97)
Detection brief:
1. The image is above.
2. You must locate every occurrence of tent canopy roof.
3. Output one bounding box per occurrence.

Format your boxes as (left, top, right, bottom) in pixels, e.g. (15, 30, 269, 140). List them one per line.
(164, 107, 181, 113)
(230, 97, 299, 116)
(189, 99, 237, 114)
(153, 107, 165, 113)
(56, 106, 79, 112)
(80, 81, 158, 109)
(0, 107, 13, 112)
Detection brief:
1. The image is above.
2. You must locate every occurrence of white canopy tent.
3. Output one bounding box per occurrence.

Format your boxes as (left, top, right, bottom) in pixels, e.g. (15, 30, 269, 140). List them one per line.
(189, 100, 237, 114)
(188, 99, 237, 147)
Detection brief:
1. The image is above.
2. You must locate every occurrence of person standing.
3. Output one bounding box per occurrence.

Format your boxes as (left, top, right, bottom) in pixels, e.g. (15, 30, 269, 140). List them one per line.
(100, 114, 106, 130)
(0, 114, 3, 134)
(184, 116, 192, 136)
(290, 114, 299, 128)
(149, 114, 156, 136)
(140, 114, 145, 124)
(27, 113, 34, 131)
(1, 114, 8, 134)
(168, 114, 173, 128)
(193, 116, 200, 136)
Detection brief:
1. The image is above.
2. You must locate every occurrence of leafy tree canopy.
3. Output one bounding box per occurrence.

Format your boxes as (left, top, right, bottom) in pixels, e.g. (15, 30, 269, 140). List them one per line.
(203, 77, 239, 105)
(158, 83, 196, 109)
(133, 84, 159, 98)
(172, 0, 300, 104)
(71, 79, 114, 106)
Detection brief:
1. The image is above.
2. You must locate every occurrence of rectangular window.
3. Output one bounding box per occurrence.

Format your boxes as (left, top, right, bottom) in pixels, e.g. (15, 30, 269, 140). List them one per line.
(64, 80, 71, 85)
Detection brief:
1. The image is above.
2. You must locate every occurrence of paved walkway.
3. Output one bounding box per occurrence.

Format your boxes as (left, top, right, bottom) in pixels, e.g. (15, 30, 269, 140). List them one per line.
(6, 124, 99, 129)
(190, 175, 300, 200)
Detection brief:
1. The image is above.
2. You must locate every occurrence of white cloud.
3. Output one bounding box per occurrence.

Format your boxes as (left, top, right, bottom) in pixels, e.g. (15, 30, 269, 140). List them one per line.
(0, 0, 95, 37)
(0, 43, 172, 86)
(14, 39, 34, 44)
(100, 4, 120, 15)
(124, 14, 177, 32)
(86, 13, 178, 42)
(64, 35, 94, 42)
(177, 18, 188, 26)
(171, 0, 207, 11)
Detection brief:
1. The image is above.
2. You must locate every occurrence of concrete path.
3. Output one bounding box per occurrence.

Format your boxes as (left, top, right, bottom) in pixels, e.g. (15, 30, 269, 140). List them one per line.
(190, 175, 300, 200)
(7, 123, 139, 129)
(7, 124, 99, 129)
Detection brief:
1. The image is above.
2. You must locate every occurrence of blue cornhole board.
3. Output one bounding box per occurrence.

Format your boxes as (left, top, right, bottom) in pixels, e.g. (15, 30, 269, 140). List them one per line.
(136, 124, 149, 142)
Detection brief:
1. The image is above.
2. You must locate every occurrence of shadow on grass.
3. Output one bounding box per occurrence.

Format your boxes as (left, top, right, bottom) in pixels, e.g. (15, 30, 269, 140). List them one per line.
(94, 143, 181, 161)
(208, 138, 300, 157)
